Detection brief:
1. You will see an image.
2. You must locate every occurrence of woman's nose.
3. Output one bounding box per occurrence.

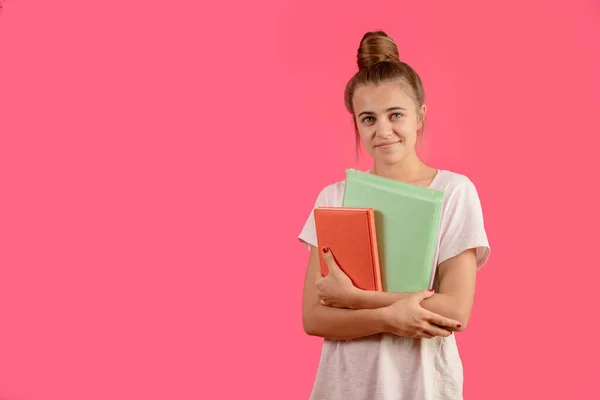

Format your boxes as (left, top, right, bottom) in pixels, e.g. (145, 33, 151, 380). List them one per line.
(375, 120, 393, 137)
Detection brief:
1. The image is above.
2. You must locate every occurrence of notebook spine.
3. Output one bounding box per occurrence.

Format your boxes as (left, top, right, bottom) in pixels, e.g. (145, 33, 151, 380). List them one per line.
(366, 209, 383, 292)
(426, 202, 445, 290)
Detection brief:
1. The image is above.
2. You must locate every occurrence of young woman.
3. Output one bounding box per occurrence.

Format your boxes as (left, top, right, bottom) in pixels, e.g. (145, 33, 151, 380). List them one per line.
(298, 31, 491, 400)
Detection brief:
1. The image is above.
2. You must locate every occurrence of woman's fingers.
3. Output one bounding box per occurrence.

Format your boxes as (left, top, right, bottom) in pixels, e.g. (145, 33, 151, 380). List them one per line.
(423, 309, 462, 330)
(421, 323, 452, 338)
(321, 247, 342, 274)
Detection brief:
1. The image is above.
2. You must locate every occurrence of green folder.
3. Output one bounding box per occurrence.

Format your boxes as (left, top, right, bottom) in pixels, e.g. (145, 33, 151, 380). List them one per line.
(342, 169, 444, 293)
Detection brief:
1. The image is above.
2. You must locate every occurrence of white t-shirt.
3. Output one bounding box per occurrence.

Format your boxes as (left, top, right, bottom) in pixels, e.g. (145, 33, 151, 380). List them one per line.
(298, 169, 491, 400)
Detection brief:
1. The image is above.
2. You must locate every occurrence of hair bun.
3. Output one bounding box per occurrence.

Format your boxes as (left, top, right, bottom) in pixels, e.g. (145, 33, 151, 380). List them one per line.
(357, 31, 400, 70)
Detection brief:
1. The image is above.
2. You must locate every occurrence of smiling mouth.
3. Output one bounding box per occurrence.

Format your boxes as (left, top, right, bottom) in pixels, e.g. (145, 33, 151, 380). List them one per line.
(375, 141, 400, 148)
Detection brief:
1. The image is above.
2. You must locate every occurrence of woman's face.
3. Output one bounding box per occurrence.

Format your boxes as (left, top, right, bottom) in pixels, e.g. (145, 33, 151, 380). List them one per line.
(353, 81, 425, 166)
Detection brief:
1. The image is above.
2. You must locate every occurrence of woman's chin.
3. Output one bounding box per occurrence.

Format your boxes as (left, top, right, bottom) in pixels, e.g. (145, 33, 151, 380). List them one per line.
(376, 150, 406, 165)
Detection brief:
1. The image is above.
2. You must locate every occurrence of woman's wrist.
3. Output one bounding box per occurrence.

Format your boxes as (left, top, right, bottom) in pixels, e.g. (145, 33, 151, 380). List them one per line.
(347, 287, 366, 309)
(374, 305, 394, 333)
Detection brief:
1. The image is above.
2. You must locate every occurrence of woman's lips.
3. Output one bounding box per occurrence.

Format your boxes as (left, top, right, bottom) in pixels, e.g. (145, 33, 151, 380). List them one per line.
(375, 141, 400, 149)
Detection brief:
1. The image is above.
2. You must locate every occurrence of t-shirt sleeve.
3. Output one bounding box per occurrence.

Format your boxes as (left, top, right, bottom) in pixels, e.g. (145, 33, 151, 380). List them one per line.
(438, 179, 491, 269)
(298, 186, 330, 251)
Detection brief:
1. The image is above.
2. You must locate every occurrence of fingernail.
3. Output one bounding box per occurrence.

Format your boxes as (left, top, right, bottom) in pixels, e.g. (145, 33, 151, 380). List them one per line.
(429, 289, 434, 292)
(322, 247, 329, 253)
(457, 324, 462, 328)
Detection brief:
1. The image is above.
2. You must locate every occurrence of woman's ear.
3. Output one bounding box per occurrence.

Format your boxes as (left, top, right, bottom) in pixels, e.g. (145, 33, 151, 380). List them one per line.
(419, 104, 427, 129)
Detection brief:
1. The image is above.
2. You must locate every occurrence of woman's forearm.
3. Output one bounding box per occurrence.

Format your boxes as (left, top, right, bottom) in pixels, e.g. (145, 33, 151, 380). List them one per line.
(420, 294, 469, 330)
(303, 303, 390, 340)
(349, 289, 412, 309)
(350, 290, 468, 331)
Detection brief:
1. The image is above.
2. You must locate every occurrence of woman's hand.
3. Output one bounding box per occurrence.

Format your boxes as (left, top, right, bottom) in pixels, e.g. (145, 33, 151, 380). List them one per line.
(316, 247, 361, 309)
(382, 290, 462, 339)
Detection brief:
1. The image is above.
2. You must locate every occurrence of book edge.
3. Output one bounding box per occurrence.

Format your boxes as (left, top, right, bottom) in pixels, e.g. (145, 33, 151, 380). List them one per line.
(345, 168, 444, 203)
(367, 209, 383, 292)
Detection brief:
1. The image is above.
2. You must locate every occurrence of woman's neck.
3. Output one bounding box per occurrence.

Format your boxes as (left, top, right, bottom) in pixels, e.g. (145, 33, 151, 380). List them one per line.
(371, 154, 430, 183)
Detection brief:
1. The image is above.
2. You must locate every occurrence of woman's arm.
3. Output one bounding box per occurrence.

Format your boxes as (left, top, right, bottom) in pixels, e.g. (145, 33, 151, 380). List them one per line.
(302, 246, 389, 340)
(420, 248, 477, 331)
(303, 246, 462, 339)
(339, 249, 478, 331)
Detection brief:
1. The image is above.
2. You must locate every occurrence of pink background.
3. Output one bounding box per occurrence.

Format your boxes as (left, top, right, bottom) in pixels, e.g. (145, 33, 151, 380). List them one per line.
(1, 0, 599, 399)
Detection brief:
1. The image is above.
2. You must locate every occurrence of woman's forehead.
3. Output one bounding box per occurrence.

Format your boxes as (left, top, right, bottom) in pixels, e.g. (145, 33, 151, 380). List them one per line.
(353, 82, 415, 112)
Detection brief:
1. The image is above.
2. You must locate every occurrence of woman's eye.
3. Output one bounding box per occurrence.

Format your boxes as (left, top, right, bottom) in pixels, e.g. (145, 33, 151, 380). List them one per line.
(391, 113, 403, 119)
(362, 117, 374, 123)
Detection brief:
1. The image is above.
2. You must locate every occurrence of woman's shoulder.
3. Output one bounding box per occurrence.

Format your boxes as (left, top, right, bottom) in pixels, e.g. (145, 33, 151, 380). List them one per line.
(433, 170, 486, 215)
(314, 179, 346, 207)
(434, 169, 480, 197)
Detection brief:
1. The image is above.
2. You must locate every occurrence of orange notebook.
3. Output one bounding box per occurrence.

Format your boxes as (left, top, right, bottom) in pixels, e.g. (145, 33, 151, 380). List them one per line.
(314, 207, 382, 292)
